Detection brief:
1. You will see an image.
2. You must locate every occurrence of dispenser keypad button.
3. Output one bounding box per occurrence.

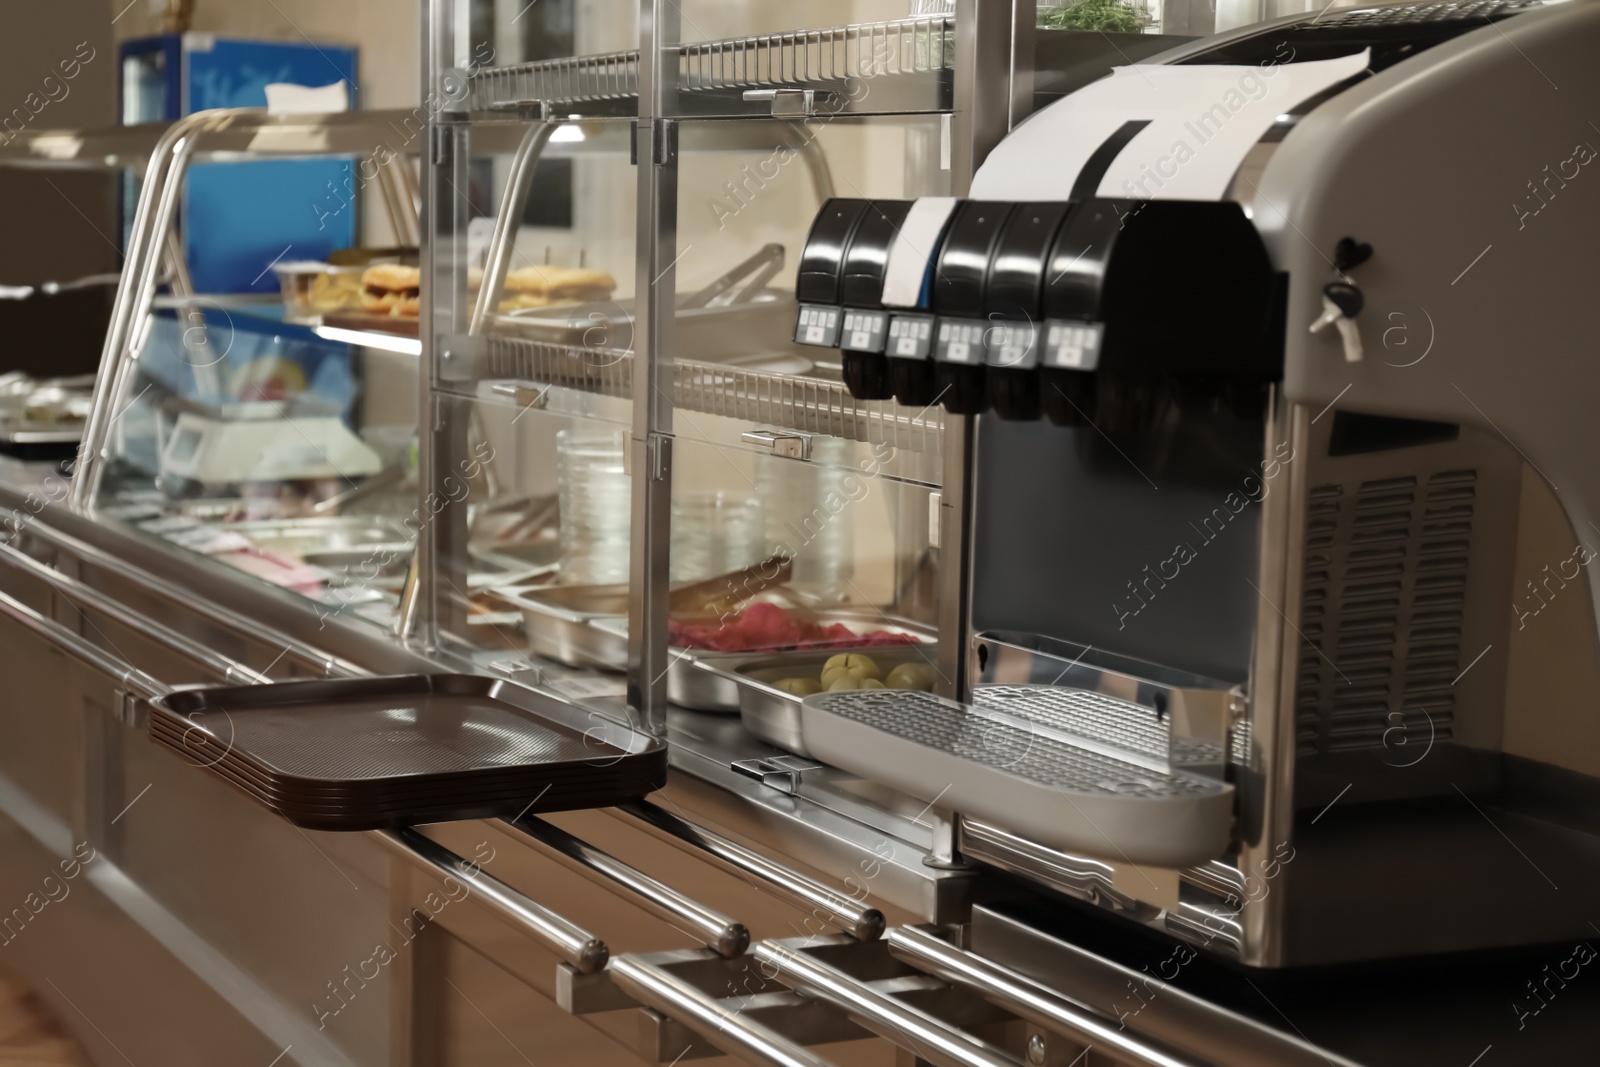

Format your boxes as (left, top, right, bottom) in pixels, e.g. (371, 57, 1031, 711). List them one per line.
(841, 309, 889, 353)
(983, 321, 1040, 369)
(1042, 321, 1104, 370)
(794, 304, 843, 347)
(936, 319, 988, 365)
(887, 315, 934, 359)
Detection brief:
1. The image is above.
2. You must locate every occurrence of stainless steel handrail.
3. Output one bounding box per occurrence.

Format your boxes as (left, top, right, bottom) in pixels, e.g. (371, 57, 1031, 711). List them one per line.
(607, 953, 840, 1067)
(4, 517, 364, 679)
(469, 120, 554, 335)
(376, 827, 609, 974)
(0, 541, 270, 688)
(887, 926, 1207, 1067)
(73, 110, 220, 507)
(0, 588, 165, 702)
(754, 940, 1019, 1067)
(502, 814, 750, 958)
(614, 800, 886, 942)
(792, 123, 837, 202)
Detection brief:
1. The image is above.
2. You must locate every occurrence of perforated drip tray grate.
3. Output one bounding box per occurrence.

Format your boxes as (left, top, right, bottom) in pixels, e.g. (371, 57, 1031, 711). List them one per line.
(146, 675, 667, 831)
(799, 688, 1233, 868)
(972, 685, 1229, 771)
(973, 685, 1172, 769)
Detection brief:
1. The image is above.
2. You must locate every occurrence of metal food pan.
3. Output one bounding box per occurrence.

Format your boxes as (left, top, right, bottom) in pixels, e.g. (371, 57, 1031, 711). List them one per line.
(228, 517, 412, 554)
(591, 611, 934, 714)
(704, 644, 941, 751)
(491, 582, 630, 670)
(301, 545, 412, 588)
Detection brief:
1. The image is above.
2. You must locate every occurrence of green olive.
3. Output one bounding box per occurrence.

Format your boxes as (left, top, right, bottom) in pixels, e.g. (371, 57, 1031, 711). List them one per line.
(774, 677, 823, 696)
(885, 662, 936, 692)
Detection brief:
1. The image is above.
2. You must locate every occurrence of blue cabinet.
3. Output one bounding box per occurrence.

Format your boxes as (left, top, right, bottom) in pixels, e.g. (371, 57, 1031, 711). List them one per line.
(118, 33, 360, 293)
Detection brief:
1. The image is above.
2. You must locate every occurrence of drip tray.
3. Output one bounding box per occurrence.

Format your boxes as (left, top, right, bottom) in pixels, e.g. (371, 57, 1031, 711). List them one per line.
(800, 688, 1233, 868)
(146, 674, 667, 831)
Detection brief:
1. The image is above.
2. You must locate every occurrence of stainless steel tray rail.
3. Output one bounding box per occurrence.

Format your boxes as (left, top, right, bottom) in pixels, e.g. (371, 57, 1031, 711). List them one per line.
(0, 568, 618, 976)
(0, 587, 165, 704)
(614, 800, 886, 941)
(4, 516, 366, 680)
(607, 953, 841, 1067)
(754, 938, 1021, 1067)
(468, 15, 955, 114)
(887, 926, 1206, 1067)
(376, 827, 609, 974)
(502, 813, 752, 958)
(0, 540, 271, 689)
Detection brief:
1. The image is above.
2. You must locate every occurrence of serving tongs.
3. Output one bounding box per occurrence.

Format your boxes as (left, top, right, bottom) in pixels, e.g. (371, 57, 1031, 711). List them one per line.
(488, 554, 795, 617)
(667, 553, 793, 614)
(677, 243, 785, 309)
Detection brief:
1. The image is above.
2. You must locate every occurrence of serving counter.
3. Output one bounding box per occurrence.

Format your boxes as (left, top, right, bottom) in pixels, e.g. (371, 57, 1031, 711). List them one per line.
(8, 436, 1597, 1066)
(5, 0, 1600, 1064)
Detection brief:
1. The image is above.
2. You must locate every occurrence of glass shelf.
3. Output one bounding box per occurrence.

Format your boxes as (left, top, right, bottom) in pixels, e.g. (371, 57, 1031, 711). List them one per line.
(150, 295, 423, 356)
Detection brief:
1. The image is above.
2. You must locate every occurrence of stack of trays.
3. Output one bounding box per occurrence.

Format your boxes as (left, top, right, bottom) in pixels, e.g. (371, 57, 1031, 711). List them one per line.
(147, 674, 667, 831)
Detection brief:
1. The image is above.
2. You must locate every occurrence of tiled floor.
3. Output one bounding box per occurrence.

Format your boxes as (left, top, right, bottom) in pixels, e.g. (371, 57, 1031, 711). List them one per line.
(0, 969, 90, 1067)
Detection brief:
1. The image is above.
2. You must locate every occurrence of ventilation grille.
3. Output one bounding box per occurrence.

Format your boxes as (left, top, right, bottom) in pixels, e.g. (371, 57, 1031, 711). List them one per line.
(1295, 470, 1475, 757)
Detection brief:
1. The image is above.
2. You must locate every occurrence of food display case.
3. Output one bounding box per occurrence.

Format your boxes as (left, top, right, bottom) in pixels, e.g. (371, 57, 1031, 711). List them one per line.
(418, 2, 968, 748)
(4, 2, 1600, 1066)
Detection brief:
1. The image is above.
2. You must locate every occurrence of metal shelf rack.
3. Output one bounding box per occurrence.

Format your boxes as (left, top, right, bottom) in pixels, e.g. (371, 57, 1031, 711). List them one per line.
(470, 15, 955, 116)
(475, 334, 944, 453)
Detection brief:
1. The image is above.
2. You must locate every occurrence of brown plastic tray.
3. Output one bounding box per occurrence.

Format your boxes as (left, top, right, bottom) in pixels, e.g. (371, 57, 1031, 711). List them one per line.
(154, 746, 629, 831)
(146, 674, 667, 830)
(148, 716, 656, 790)
(149, 725, 659, 803)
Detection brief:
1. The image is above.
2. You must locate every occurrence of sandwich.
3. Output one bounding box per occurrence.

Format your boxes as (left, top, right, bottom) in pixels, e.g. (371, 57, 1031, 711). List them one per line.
(360, 263, 421, 317)
(498, 265, 616, 311)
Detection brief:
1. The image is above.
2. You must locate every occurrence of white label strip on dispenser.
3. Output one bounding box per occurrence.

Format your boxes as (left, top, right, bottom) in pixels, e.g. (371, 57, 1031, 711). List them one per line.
(971, 50, 1370, 203)
(881, 196, 960, 308)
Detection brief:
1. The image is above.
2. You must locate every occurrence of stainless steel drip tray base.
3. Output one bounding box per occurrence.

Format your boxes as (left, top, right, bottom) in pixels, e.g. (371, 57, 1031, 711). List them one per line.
(799, 688, 1233, 869)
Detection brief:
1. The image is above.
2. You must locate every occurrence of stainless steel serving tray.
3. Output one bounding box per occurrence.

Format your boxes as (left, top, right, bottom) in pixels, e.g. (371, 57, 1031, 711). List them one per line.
(701, 643, 941, 753)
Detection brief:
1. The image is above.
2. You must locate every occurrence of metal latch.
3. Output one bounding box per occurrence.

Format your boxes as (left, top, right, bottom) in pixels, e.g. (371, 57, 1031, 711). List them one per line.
(732, 756, 822, 794)
(928, 490, 942, 550)
(741, 430, 812, 460)
(631, 119, 679, 165)
(742, 88, 818, 116)
(486, 99, 549, 120)
(490, 381, 551, 412)
(116, 689, 147, 729)
(490, 660, 545, 685)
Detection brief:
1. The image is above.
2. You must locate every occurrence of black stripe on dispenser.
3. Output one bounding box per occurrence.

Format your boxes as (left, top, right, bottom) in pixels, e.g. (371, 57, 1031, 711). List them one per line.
(1069, 120, 1151, 202)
